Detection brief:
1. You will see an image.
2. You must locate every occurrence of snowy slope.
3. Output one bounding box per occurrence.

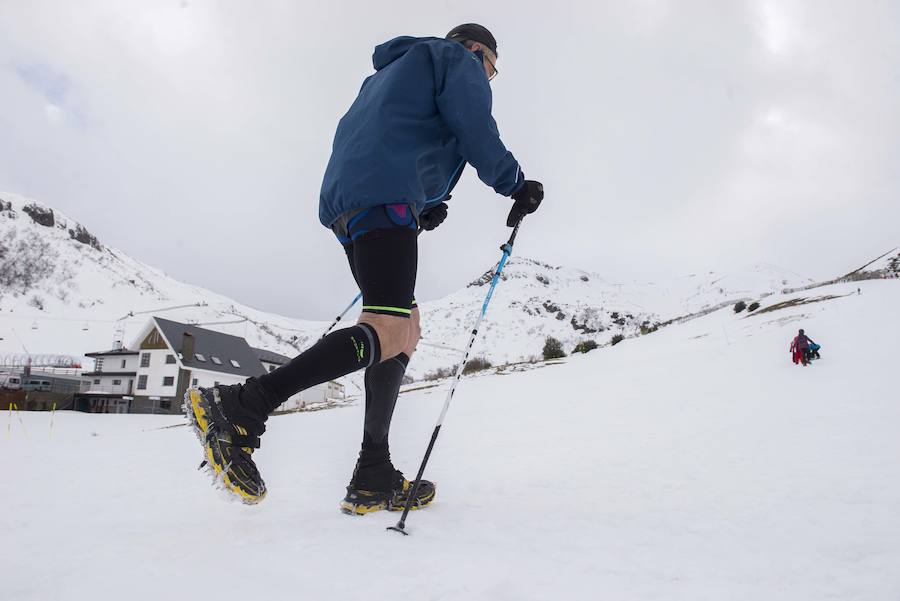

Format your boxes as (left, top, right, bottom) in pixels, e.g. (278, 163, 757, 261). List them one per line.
(847, 247, 900, 279)
(0, 191, 815, 380)
(4, 277, 898, 600)
(0, 192, 323, 361)
(412, 257, 813, 378)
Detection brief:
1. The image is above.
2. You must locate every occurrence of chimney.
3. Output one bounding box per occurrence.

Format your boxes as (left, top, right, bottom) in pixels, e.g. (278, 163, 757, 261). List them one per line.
(181, 332, 195, 361)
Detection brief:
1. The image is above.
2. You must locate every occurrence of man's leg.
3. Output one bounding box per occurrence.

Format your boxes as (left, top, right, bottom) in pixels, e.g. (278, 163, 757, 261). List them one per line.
(220, 230, 418, 436)
(355, 308, 420, 483)
(219, 320, 382, 435)
(338, 228, 417, 486)
(335, 230, 434, 513)
(185, 309, 387, 502)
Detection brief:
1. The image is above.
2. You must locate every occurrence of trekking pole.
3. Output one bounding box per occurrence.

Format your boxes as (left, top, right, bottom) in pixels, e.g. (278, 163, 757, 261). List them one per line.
(388, 214, 526, 535)
(321, 229, 424, 339)
(320, 292, 362, 339)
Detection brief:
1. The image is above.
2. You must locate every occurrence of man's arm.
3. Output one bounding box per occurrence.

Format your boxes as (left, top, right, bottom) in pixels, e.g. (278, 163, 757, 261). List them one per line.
(432, 45, 524, 197)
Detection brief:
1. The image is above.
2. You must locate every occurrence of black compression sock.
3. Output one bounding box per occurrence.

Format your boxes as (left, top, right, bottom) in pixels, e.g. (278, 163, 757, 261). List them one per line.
(256, 323, 380, 414)
(359, 352, 409, 467)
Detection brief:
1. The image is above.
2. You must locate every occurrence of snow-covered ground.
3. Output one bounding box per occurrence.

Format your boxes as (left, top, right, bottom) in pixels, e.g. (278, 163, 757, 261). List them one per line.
(4, 277, 898, 600)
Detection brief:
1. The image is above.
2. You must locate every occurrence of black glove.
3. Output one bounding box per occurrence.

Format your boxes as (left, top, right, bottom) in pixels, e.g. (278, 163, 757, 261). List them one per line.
(419, 202, 448, 231)
(507, 180, 543, 226)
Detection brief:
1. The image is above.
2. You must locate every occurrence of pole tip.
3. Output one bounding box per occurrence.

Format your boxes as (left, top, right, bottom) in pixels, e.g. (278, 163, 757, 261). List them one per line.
(386, 523, 409, 536)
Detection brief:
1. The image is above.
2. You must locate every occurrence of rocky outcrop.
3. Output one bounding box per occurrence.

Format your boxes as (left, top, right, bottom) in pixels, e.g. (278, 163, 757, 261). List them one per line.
(22, 203, 55, 227)
(68, 224, 103, 251)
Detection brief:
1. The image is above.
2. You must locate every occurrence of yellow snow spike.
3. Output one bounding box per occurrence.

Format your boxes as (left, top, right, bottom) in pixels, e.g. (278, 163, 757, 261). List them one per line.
(203, 438, 266, 504)
(188, 389, 210, 433)
(340, 500, 388, 515)
(224, 472, 266, 504)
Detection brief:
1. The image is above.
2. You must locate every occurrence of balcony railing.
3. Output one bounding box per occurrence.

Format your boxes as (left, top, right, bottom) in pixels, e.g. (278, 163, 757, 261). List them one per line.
(80, 383, 134, 396)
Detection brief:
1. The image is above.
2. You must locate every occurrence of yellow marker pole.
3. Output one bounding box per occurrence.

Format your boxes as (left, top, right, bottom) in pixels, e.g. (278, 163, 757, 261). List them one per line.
(12, 402, 28, 439)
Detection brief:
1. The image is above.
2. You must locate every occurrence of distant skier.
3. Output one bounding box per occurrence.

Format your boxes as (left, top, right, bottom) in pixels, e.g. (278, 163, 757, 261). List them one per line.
(790, 329, 817, 366)
(184, 24, 543, 511)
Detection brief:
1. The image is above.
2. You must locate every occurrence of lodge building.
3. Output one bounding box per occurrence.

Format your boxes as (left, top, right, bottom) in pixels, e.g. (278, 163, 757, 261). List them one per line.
(78, 317, 342, 413)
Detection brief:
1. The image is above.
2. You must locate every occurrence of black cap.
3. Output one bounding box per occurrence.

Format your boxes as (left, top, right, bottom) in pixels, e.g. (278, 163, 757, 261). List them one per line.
(446, 23, 498, 56)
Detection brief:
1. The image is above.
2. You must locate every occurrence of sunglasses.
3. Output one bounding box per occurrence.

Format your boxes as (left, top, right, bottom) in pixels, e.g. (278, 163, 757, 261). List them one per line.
(484, 52, 499, 81)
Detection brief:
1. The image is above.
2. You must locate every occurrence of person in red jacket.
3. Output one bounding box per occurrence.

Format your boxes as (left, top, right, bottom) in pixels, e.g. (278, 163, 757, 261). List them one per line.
(790, 329, 816, 366)
(789, 337, 801, 364)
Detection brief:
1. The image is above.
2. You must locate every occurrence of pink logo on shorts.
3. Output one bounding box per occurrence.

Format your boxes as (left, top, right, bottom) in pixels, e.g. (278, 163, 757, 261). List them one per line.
(388, 204, 408, 219)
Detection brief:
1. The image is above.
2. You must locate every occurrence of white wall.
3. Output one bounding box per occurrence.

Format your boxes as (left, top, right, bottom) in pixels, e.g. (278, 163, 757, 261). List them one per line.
(186, 368, 245, 390)
(279, 381, 345, 411)
(92, 354, 139, 374)
(87, 353, 139, 394)
(85, 373, 134, 395)
(136, 349, 181, 397)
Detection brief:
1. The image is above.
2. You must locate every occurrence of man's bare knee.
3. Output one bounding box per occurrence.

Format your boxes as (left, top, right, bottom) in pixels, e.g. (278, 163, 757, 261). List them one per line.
(358, 313, 410, 360)
(403, 308, 421, 358)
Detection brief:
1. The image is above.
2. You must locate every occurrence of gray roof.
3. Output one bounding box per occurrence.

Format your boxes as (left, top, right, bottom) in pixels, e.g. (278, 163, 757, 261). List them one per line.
(251, 347, 291, 366)
(154, 317, 266, 378)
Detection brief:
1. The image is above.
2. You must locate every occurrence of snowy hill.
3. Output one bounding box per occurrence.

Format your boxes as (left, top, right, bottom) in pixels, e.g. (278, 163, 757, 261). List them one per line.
(0, 191, 824, 381)
(845, 247, 900, 279)
(0, 192, 323, 362)
(413, 258, 813, 378)
(4, 276, 898, 600)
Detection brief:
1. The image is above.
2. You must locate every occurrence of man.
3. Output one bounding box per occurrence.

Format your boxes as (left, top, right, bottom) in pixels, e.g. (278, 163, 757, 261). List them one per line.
(184, 24, 544, 513)
(790, 329, 816, 366)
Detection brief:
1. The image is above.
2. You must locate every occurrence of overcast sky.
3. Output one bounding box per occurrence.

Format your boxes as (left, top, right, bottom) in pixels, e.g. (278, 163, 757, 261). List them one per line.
(1, 0, 898, 319)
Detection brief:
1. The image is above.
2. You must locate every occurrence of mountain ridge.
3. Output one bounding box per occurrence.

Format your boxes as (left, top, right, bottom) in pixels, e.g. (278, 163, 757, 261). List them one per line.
(3, 190, 893, 380)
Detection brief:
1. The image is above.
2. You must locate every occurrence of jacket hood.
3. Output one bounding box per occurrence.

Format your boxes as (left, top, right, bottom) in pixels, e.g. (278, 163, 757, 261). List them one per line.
(373, 36, 443, 70)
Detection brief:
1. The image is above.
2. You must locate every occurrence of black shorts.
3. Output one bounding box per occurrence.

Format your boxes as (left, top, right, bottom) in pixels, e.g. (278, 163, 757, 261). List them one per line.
(343, 228, 418, 318)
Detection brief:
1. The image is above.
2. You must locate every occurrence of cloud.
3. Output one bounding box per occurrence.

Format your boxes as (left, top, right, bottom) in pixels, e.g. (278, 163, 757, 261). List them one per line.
(0, 1, 898, 319)
(43, 103, 63, 124)
(15, 61, 70, 104)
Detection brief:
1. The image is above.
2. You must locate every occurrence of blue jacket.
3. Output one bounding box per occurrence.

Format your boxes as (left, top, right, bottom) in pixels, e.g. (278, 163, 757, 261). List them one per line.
(318, 36, 524, 227)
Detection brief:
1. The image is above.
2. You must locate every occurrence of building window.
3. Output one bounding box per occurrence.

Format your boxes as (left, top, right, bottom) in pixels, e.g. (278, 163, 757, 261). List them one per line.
(140, 353, 150, 367)
(121, 359, 127, 369)
(211, 356, 222, 365)
(230, 359, 241, 368)
(93, 378, 101, 385)
(95, 358, 104, 372)
(191, 378, 198, 386)
(195, 353, 206, 362)
(160, 399, 172, 410)
(165, 354, 176, 364)
(162, 377, 174, 387)
(113, 379, 122, 386)
(137, 375, 148, 390)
